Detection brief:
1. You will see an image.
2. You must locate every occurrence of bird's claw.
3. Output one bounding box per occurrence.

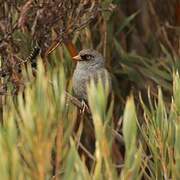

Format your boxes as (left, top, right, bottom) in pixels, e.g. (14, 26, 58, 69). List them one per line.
(80, 100, 89, 114)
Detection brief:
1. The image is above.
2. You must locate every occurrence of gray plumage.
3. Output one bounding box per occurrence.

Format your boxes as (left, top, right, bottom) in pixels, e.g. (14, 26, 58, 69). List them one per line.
(72, 49, 111, 101)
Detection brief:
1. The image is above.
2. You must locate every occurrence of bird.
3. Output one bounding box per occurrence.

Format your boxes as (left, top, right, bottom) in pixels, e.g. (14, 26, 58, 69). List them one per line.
(72, 49, 112, 102)
(72, 49, 113, 168)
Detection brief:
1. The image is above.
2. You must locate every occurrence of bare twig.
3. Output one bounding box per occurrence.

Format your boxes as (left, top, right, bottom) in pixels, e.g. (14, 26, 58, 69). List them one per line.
(73, 133, 95, 161)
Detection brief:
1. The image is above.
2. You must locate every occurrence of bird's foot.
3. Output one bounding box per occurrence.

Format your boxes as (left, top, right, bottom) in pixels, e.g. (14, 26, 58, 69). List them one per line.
(80, 100, 89, 114)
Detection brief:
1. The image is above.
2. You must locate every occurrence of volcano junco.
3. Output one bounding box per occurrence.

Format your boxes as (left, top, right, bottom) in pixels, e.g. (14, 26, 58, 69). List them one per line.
(72, 49, 111, 101)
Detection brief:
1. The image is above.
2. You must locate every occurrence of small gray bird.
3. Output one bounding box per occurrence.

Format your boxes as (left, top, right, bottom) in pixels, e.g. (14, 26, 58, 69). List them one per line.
(72, 49, 111, 101)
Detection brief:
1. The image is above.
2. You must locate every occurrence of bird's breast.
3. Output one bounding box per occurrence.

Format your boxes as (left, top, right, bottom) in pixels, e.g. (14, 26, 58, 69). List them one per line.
(72, 68, 90, 100)
(72, 67, 111, 100)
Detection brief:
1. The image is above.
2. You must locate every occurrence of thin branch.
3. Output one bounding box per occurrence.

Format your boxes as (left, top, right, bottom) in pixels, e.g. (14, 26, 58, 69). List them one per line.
(65, 92, 91, 114)
(73, 133, 95, 161)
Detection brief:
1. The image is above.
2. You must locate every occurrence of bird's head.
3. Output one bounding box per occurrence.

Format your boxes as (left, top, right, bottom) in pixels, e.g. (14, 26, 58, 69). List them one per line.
(73, 49, 105, 68)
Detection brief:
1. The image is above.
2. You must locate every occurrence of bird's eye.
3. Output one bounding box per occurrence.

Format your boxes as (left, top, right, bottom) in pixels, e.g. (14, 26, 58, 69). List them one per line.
(85, 55, 91, 60)
(81, 54, 93, 61)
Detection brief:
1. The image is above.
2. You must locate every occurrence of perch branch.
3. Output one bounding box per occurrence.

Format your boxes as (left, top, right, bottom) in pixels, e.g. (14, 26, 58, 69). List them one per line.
(65, 92, 91, 114)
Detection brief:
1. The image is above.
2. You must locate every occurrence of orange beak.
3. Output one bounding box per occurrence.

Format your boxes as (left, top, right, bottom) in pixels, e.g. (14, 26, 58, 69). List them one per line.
(72, 54, 81, 61)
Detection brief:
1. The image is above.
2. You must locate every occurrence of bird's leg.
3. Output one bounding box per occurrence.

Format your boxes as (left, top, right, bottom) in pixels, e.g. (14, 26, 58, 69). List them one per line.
(80, 100, 89, 114)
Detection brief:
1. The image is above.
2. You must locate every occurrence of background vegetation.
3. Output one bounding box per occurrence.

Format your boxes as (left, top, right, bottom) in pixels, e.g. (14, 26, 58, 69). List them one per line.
(0, 0, 180, 179)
